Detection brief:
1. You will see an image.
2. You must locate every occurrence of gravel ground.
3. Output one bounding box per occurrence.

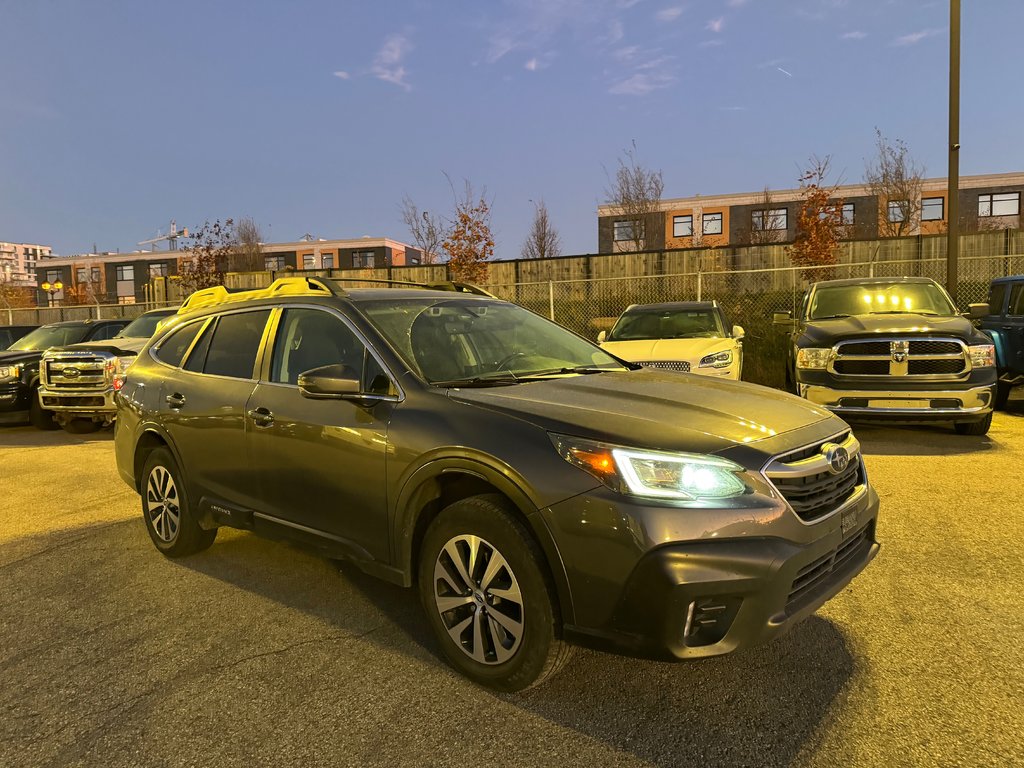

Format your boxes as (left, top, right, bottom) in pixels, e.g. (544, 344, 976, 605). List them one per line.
(1, 399, 1023, 768)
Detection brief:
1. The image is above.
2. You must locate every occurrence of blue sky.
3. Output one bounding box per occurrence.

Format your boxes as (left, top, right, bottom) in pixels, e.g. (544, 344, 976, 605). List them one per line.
(1, 0, 1021, 258)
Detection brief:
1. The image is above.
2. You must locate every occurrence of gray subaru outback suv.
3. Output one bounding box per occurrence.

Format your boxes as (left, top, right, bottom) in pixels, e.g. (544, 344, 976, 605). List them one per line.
(114, 277, 879, 691)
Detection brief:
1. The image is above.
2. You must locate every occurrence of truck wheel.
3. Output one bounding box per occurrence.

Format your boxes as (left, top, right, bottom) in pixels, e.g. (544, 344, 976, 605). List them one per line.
(955, 412, 992, 436)
(29, 391, 60, 431)
(141, 447, 217, 557)
(417, 494, 572, 692)
(994, 382, 1011, 410)
(63, 418, 101, 434)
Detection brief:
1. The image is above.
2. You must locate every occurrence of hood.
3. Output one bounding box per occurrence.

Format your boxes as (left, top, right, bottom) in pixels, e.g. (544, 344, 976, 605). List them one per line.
(601, 336, 735, 363)
(800, 313, 988, 345)
(0, 349, 42, 365)
(448, 367, 837, 457)
(47, 337, 148, 357)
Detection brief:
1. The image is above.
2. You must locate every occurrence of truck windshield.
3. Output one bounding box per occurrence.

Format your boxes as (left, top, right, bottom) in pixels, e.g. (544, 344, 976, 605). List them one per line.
(115, 311, 176, 339)
(808, 282, 957, 320)
(8, 324, 91, 351)
(358, 297, 627, 384)
(607, 307, 725, 341)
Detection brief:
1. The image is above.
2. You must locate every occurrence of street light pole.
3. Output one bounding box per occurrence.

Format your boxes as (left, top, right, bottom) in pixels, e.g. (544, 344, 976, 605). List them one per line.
(946, 0, 961, 303)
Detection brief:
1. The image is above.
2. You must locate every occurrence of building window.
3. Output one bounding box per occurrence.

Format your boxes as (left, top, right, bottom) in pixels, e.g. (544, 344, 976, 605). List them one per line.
(672, 215, 693, 238)
(702, 212, 723, 235)
(612, 220, 641, 242)
(117, 295, 136, 305)
(91, 267, 102, 283)
(978, 192, 1020, 217)
(76, 267, 88, 283)
(352, 250, 375, 268)
(302, 254, 316, 270)
(751, 208, 787, 231)
(115, 265, 134, 282)
(887, 201, 907, 223)
(46, 269, 61, 283)
(841, 203, 855, 225)
(321, 254, 334, 269)
(265, 255, 286, 270)
(149, 262, 168, 278)
(921, 197, 944, 221)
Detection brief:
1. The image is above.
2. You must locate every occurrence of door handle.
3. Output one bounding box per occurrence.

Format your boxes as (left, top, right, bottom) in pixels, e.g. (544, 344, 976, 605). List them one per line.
(165, 392, 186, 409)
(247, 407, 274, 427)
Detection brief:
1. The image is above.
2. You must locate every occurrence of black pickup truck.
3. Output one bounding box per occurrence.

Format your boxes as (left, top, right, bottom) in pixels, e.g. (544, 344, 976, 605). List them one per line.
(775, 276, 997, 435)
(0, 318, 130, 429)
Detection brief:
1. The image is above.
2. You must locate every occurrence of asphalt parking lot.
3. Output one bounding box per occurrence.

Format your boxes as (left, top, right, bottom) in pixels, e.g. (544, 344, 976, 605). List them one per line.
(2, 402, 1024, 768)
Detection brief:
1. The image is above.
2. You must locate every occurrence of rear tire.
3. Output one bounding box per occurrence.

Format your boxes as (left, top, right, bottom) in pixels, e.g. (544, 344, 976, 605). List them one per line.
(29, 390, 59, 430)
(994, 381, 1012, 410)
(417, 494, 572, 692)
(140, 447, 217, 557)
(955, 412, 992, 436)
(63, 418, 101, 434)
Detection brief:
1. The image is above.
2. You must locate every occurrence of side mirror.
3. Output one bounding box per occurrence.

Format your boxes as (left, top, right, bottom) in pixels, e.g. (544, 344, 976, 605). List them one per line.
(968, 303, 990, 320)
(298, 364, 360, 399)
(597, 330, 607, 343)
(732, 324, 745, 340)
(773, 311, 793, 326)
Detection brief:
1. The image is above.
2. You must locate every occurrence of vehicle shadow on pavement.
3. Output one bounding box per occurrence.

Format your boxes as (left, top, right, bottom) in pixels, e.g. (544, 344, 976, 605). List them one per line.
(0, 425, 113, 447)
(852, 423, 995, 456)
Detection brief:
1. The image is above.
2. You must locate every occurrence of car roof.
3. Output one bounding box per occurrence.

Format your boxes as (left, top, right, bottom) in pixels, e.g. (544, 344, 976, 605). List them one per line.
(812, 276, 939, 288)
(991, 274, 1024, 284)
(40, 319, 127, 329)
(624, 301, 718, 312)
(342, 288, 500, 302)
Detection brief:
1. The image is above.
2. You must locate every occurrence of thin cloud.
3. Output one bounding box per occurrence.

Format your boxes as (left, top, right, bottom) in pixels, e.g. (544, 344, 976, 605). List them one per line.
(706, 16, 725, 33)
(841, 30, 867, 40)
(893, 28, 939, 46)
(524, 57, 539, 71)
(776, 66, 793, 77)
(372, 33, 413, 90)
(719, 105, 747, 111)
(656, 7, 683, 22)
(613, 45, 641, 62)
(727, 0, 750, 5)
(699, 39, 725, 48)
(332, 71, 350, 80)
(609, 70, 675, 96)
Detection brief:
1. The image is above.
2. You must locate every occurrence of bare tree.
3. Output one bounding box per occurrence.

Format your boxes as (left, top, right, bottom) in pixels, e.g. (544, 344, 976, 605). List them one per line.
(521, 200, 562, 259)
(235, 216, 264, 272)
(864, 128, 924, 237)
(604, 141, 664, 252)
(401, 195, 449, 265)
(745, 187, 788, 245)
(0, 266, 34, 323)
(179, 219, 233, 294)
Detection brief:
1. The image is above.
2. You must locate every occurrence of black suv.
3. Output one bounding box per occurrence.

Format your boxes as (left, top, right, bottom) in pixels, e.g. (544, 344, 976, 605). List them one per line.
(0, 318, 131, 429)
(115, 278, 879, 690)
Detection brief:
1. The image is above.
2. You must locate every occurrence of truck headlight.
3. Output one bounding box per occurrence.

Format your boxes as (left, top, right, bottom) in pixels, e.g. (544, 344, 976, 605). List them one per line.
(699, 350, 733, 369)
(551, 434, 749, 500)
(796, 348, 832, 370)
(0, 364, 20, 381)
(968, 344, 995, 368)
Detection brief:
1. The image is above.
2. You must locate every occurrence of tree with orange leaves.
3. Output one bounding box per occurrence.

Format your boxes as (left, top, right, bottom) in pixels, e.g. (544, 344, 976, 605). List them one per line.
(789, 156, 843, 280)
(442, 181, 494, 284)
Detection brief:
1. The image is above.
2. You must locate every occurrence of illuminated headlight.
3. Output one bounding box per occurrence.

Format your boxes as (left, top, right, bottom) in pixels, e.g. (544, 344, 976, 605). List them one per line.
(796, 347, 832, 369)
(968, 344, 995, 368)
(699, 350, 733, 369)
(0, 364, 20, 381)
(551, 434, 749, 500)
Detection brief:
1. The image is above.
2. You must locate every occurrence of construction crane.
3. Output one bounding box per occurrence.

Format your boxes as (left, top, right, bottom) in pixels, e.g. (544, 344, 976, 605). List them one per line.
(138, 220, 189, 251)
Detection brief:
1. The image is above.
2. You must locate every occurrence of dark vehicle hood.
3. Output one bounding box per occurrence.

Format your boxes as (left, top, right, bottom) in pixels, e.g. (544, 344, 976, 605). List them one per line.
(799, 313, 988, 345)
(0, 349, 42, 365)
(46, 337, 147, 357)
(448, 368, 837, 456)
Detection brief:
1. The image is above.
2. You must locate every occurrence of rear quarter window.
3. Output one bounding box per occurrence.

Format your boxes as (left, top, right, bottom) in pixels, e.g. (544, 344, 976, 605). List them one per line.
(154, 320, 205, 368)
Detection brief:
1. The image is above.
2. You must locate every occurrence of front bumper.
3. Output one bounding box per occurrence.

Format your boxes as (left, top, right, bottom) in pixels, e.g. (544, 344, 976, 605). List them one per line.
(0, 381, 30, 420)
(801, 383, 994, 421)
(38, 387, 117, 422)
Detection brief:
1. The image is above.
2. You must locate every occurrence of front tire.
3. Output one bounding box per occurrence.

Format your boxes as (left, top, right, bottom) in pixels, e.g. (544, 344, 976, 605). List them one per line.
(140, 447, 217, 557)
(29, 389, 59, 430)
(417, 494, 572, 692)
(954, 412, 992, 436)
(63, 418, 101, 434)
(994, 381, 1012, 410)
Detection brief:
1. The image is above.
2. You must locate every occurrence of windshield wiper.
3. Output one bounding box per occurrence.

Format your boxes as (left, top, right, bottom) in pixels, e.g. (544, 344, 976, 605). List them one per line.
(430, 374, 522, 388)
(813, 314, 852, 320)
(518, 366, 622, 378)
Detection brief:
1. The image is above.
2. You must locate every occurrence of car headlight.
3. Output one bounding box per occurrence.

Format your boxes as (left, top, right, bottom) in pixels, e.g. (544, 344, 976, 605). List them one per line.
(698, 350, 733, 369)
(968, 344, 995, 368)
(0, 364, 20, 381)
(550, 434, 749, 500)
(796, 347, 832, 369)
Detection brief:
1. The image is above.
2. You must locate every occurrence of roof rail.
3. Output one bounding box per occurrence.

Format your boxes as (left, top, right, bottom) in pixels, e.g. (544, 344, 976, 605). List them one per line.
(178, 276, 343, 314)
(324, 277, 497, 298)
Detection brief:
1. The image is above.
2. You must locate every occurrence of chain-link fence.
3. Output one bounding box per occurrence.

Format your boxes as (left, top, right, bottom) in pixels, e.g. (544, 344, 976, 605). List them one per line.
(482, 253, 1024, 388)
(1, 299, 178, 327)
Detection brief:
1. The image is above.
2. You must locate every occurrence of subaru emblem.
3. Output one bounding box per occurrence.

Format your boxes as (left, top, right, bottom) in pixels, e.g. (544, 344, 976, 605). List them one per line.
(820, 442, 850, 474)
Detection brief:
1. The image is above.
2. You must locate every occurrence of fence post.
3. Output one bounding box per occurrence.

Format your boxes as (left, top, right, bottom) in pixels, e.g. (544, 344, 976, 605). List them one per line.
(868, 261, 874, 278)
(548, 281, 555, 321)
(696, 270, 703, 302)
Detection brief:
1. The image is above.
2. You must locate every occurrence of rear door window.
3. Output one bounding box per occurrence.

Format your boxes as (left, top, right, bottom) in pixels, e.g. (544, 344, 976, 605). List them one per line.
(1009, 284, 1024, 317)
(201, 310, 271, 379)
(155, 321, 205, 368)
(989, 283, 1008, 316)
(89, 323, 127, 341)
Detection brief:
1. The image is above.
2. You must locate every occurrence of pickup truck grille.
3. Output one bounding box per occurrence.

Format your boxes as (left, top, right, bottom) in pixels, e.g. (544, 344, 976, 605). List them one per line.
(639, 360, 691, 372)
(764, 432, 864, 523)
(830, 337, 967, 378)
(43, 354, 112, 392)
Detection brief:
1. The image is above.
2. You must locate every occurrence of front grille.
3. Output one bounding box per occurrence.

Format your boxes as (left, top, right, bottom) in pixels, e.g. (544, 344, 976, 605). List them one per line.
(786, 523, 872, 613)
(831, 337, 967, 378)
(639, 360, 691, 372)
(771, 462, 862, 522)
(775, 431, 850, 464)
(44, 355, 111, 392)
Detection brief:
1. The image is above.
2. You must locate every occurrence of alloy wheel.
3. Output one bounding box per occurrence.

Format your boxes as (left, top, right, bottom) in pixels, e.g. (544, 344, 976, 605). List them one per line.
(432, 535, 525, 665)
(146, 466, 180, 543)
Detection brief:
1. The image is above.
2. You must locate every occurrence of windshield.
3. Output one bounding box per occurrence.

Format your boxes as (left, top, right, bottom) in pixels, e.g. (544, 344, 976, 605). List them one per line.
(116, 311, 176, 339)
(808, 282, 957, 320)
(607, 306, 725, 341)
(358, 297, 628, 384)
(8, 324, 91, 352)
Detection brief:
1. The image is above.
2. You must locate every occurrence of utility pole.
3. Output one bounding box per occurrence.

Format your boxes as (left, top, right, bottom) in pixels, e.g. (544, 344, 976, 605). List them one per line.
(946, 0, 961, 302)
